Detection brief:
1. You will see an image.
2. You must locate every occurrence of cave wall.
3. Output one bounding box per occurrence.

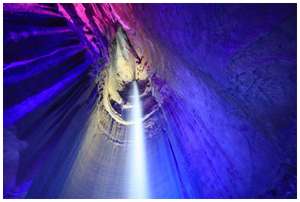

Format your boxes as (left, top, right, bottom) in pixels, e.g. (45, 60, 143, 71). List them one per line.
(124, 4, 297, 197)
(4, 3, 117, 198)
(3, 3, 297, 198)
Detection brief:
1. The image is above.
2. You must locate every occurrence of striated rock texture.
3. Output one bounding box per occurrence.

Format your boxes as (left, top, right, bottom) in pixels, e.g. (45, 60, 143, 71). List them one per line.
(3, 3, 296, 199)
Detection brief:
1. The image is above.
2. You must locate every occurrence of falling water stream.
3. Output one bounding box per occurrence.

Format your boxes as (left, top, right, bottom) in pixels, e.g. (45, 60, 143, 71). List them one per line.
(128, 81, 149, 198)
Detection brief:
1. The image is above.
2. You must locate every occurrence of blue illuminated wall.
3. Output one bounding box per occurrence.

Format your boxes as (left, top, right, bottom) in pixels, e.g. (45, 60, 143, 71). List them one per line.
(3, 3, 297, 199)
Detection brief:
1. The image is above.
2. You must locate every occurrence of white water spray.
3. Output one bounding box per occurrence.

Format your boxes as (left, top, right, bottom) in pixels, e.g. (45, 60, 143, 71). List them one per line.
(128, 81, 149, 198)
